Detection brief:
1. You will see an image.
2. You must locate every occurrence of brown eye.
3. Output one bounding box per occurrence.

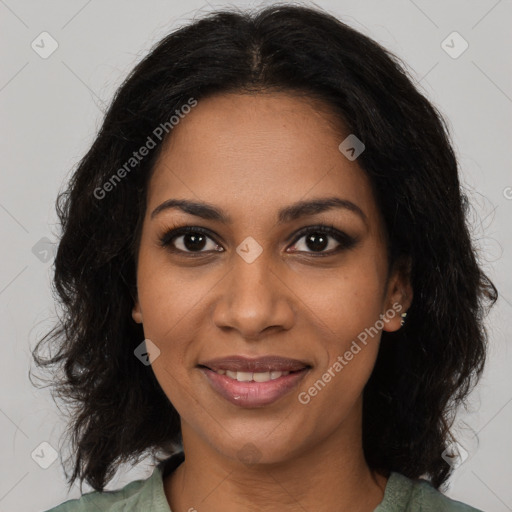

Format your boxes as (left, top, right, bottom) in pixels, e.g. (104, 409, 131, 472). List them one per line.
(288, 225, 358, 255)
(160, 227, 223, 253)
(302, 232, 331, 252)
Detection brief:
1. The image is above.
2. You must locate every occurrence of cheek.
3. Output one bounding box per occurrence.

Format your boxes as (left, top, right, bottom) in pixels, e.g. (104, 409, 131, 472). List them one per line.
(134, 257, 204, 398)
(290, 257, 385, 392)
(296, 295, 383, 428)
(291, 257, 385, 339)
(135, 248, 214, 342)
(137, 273, 203, 412)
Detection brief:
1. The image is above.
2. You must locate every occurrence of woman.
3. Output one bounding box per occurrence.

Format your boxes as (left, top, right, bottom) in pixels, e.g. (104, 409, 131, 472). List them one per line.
(35, 4, 497, 511)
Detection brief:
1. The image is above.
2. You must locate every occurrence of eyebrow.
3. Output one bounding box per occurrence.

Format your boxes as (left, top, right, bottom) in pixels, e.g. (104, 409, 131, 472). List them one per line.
(151, 197, 368, 226)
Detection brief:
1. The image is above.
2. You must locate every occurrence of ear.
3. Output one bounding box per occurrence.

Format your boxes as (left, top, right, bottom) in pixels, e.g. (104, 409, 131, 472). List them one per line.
(132, 298, 143, 324)
(382, 256, 413, 333)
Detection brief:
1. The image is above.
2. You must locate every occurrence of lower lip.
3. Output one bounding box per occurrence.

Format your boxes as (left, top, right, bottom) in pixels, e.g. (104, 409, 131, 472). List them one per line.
(199, 367, 309, 408)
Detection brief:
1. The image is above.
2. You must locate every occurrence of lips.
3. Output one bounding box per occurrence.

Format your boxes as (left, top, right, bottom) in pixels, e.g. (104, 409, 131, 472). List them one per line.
(198, 355, 311, 407)
(199, 355, 310, 373)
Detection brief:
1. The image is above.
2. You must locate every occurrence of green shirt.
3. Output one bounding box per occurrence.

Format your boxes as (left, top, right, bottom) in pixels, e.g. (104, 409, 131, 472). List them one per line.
(44, 452, 483, 511)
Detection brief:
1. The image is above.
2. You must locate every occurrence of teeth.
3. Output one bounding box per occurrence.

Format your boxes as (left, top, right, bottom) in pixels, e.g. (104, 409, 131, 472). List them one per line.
(218, 369, 291, 382)
(253, 372, 270, 382)
(236, 371, 253, 382)
(226, 370, 237, 379)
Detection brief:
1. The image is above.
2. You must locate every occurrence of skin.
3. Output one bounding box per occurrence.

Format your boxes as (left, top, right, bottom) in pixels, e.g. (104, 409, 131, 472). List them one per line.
(132, 92, 413, 512)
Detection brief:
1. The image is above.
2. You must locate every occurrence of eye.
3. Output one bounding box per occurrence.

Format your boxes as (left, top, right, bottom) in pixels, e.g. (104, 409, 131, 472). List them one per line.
(287, 225, 358, 255)
(159, 226, 223, 254)
(159, 224, 357, 256)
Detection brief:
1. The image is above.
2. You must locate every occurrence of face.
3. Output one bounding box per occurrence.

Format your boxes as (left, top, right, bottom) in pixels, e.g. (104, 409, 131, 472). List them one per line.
(132, 92, 412, 465)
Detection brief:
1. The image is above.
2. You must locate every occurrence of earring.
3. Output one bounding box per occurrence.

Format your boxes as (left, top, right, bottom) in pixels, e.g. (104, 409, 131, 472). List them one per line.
(400, 312, 407, 327)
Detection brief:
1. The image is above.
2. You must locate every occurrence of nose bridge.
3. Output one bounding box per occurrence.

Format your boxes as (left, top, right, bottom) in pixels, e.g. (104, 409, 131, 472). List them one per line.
(233, 252, 271, 300)
(213, 249, 293, 337)
(228, 250, 275, 314)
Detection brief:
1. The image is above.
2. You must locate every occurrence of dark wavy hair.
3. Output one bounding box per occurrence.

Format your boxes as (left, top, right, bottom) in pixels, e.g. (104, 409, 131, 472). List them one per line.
(31, 3, 498, 493)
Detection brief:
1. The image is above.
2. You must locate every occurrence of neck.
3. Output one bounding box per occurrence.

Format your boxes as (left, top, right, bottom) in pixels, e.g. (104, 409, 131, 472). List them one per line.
(164, 404, 387, 512)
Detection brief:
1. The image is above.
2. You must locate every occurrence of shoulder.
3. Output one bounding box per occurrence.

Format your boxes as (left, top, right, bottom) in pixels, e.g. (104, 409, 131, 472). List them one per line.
(376, 472, 484, 512)
(43, 478, 147, 512)
(414, 480, 482, 512)
(42, 459, 175, 512)
(413, 479, 484, 512)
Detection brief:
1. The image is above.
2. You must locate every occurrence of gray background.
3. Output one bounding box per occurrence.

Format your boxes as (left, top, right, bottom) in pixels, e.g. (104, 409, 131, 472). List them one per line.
(0, 1, 511, 510)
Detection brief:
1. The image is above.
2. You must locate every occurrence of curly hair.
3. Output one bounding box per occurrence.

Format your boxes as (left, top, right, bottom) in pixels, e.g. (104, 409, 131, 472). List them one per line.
(31, 4, 498, 493)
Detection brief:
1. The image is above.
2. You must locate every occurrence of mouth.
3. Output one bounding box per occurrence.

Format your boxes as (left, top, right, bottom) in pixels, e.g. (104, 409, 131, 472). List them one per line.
(197, 355, 311, 407)
(200, 367, 301, 382)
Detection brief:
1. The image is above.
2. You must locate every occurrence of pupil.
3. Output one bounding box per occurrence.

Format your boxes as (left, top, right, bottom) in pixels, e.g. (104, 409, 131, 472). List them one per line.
(184, 233, 206, 251)
(306, 233, 328, 252)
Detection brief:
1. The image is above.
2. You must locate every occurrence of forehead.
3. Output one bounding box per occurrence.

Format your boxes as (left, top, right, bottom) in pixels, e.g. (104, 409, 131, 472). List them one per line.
(147, 92, 381, 231)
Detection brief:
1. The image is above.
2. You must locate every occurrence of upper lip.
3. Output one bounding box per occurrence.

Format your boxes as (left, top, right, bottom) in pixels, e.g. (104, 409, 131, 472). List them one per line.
(199, 355, 310, 373)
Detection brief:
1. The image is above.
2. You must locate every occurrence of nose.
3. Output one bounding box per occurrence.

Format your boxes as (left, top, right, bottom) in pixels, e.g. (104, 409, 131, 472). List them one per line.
(212, 251, 295, 340)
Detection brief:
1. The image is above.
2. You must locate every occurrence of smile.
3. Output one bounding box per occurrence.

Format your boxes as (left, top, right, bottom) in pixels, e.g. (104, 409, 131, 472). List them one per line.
(212, 369, 291, 382)
(199, 366, 310, 408)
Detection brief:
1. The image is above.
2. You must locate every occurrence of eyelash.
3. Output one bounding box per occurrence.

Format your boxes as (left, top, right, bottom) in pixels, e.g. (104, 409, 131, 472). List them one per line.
(158, 223, 358, 257)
